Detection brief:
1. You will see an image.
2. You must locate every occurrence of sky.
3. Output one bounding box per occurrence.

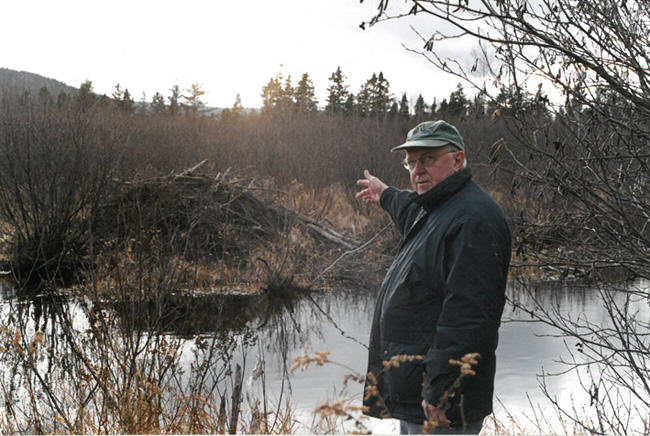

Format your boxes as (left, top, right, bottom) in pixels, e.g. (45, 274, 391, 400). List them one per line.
(1, 0, 477, 109)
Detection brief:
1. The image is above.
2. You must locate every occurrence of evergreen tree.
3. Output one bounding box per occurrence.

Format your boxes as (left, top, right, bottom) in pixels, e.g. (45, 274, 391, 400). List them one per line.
(222, 93, 245, 122)
(398, 92, 410, 119)
(138, 91, 147, 114)
(232, 93, 244, 116)
(370, 72, 392, 115)
(414, 94, 428, 119)
(37, 86, 53, 106)
(121, 88, 134, 114)
(76, 80, 95, 112)
(151, 92, 166, 114)
(469, 92, 487, 118)
(97, 94, 111, 108)
(56, 91, 68, 109)
(357, 72, 393, 116)
(168, 84, 181, 116)
(389, 100, 399, 118)
(110, 84, 134, 113)
(261, 74, 283, 112)
(295, 73, 318, 112)
(261, 73, 299, 114)
(35, 87, 53, 117)
(429, 97, 437, 117)
(494, 85, 538, 115)
(344, 92, 355, 114)
(438, 98, 449, 116)
(447, 82, 469, 117)
(529, 83, 550, 116)
(112, 83, 124, 102)
(356, 74, 374, 116)
(325, 66, 350, 113)
(182, 82, 206, 114)
(277, 75, 295, 113)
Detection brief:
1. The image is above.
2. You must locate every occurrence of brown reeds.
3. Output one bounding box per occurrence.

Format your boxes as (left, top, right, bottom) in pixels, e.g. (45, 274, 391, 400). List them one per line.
(0, 281, 302, 434)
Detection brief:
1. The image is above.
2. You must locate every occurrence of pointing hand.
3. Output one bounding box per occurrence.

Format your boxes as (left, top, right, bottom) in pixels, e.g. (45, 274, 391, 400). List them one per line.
(355, 169, 387, 205)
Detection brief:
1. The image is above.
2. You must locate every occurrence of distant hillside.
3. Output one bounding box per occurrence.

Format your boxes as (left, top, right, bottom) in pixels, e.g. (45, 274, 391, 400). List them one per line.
(0, 68, 253, 115)
(0, 68, 77, 97)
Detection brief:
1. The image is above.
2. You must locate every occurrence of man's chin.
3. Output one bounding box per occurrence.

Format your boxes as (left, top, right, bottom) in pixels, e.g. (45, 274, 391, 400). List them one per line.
(416, 183, 432, 194)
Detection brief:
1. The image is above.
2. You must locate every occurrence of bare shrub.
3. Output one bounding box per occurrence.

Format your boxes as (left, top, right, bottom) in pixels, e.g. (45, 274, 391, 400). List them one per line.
(362, 0, 650, 433)
(0, 93, 121, 284)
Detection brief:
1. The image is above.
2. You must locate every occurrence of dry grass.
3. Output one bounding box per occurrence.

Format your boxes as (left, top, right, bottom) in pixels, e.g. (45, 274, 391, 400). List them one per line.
(278, 181, 373, 235)
(0, 310, 300, 434)
(294, 351, 492, 434)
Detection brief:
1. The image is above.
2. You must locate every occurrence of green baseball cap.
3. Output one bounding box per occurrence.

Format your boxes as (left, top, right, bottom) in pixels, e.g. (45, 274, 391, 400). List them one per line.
(391, 120, 465, 152)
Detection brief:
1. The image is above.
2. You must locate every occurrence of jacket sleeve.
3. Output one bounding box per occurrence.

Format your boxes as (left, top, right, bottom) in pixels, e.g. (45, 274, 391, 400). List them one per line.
(422, 213, 511, 406)
(379, 187, 421, 236)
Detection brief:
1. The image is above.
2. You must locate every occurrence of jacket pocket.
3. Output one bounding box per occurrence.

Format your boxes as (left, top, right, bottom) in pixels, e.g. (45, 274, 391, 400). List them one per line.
(383, 341, 428, 404)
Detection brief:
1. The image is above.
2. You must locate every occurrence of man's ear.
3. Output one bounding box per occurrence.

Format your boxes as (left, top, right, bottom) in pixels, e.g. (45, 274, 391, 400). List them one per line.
(454, 151, 466, 169)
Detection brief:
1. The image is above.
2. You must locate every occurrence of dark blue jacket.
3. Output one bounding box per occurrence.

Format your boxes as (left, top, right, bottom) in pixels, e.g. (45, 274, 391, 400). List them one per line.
(363, 168, 511, 426)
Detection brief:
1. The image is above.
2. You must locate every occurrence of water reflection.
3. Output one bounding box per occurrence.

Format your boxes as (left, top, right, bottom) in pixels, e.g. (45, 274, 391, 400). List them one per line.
(109, 293, 264, 337)
(498, 280, 650, 433)
(0, 278, 648, 433)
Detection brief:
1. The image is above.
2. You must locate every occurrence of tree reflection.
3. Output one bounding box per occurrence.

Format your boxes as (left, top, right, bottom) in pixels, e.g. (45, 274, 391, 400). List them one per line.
(0, 275, 381, 434)
(505, 279, 650, 434)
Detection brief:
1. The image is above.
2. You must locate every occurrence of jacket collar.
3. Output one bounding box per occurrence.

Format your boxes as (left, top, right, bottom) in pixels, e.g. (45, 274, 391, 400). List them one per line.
(410, 167, 472, 212)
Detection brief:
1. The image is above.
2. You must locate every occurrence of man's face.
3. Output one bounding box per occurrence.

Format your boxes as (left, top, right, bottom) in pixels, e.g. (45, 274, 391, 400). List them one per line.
(406, 147, 464, 195)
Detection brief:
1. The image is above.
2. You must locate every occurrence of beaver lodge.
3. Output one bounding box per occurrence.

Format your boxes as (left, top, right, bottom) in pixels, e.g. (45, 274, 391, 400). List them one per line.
(1, 160, 378, 305)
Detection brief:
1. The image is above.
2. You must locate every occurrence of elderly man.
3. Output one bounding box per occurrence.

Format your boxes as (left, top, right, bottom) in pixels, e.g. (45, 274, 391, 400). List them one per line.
(356, 120, 511, 434)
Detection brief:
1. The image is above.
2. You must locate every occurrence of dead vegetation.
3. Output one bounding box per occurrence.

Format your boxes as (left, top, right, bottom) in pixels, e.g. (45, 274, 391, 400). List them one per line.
(94, 161, 286, 261)
(37, 159, 380, 303)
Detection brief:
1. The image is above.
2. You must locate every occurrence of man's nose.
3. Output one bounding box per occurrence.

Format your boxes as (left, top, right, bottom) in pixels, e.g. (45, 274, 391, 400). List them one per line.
(412, 159, 426, 172)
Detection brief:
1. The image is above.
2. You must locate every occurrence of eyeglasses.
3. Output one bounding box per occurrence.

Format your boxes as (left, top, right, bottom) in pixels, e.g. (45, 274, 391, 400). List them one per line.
(402, 150, 456, 171)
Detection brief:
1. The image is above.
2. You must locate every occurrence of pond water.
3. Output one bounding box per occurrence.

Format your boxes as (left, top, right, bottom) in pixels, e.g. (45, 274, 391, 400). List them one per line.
(1, 278, 648, 433)
(255, 283, 632, 433)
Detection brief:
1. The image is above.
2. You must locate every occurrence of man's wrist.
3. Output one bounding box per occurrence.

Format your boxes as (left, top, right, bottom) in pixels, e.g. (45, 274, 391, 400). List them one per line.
(378, 186, 393, 208)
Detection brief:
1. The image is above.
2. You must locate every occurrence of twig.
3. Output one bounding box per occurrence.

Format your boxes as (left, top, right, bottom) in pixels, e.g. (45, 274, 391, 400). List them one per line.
(304, 223, 392, 350)
(309, 223, 392, 285)
(174, 159, 208, 180)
